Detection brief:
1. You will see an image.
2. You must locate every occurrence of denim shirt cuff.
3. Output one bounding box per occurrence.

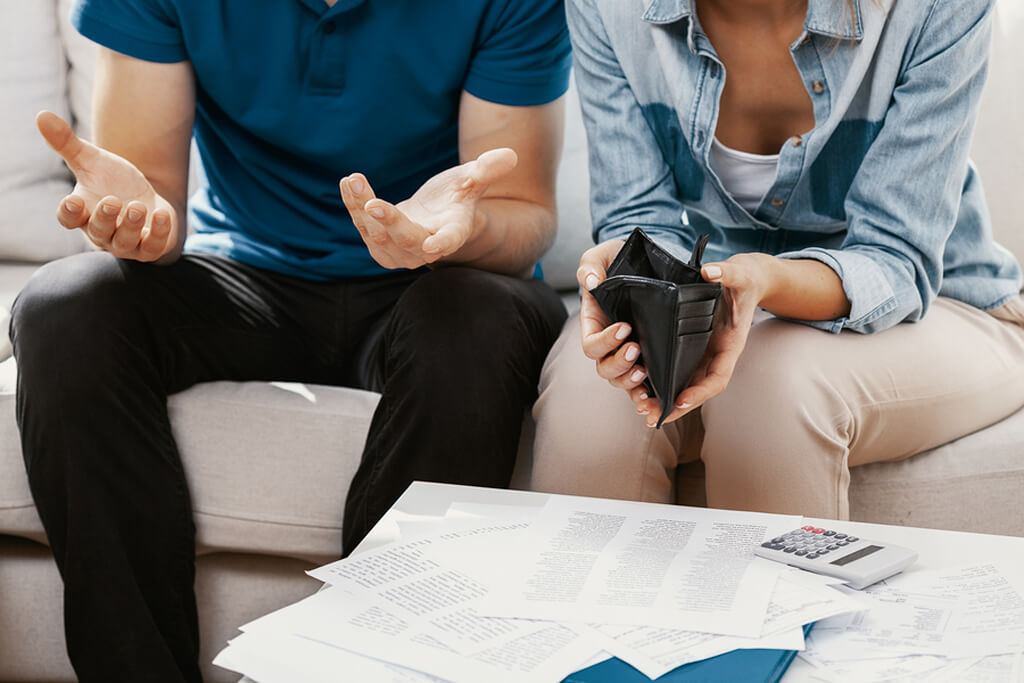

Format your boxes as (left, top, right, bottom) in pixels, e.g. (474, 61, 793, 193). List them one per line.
(776, 248, 899, 334)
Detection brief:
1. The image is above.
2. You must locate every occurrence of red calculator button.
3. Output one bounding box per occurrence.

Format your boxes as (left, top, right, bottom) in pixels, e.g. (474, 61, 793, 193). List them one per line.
(801, 526, 815, 531)
(812, 528, 825, 534)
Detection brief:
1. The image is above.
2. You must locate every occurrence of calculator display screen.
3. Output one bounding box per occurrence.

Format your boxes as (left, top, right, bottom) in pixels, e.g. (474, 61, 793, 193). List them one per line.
(829, 545, 883, 566)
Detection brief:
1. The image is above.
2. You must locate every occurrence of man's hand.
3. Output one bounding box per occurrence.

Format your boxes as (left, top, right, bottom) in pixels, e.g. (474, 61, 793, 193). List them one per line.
(37, 111, 178, 262)
(577, 239, 655, 399)
(632, 253, 771, 427)
(340, 148, 518, 270)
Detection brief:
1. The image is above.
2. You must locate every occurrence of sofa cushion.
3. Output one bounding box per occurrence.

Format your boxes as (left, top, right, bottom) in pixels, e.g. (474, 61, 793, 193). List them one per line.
(0, 377, 377, 560)
(0, 4, 86, 263)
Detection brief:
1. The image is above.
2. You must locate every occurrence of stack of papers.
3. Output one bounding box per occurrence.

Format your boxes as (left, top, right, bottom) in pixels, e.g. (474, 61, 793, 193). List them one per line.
(213, 496, 1024, 682)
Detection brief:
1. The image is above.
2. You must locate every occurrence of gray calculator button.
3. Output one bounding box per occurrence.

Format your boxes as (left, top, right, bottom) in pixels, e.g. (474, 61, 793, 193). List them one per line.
(847, 537, 859, 543)
(772, 537, 785, 544)
(823, 530, 835, 536)
(836, 540, 849, 546)
(783, 546, 797, 553)
(771, 544, 785, 550)
(827, 544, 839, 550)
(795, 550, 808, 556)
(834, 533, 847, 539)
(761, 542, 774, 548)
(817, 548, 831, 555)
(806, 553, 819, 559)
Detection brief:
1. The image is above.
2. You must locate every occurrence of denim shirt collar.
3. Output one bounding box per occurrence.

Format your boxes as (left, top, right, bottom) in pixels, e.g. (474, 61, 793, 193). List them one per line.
(641, 0, 863, 45)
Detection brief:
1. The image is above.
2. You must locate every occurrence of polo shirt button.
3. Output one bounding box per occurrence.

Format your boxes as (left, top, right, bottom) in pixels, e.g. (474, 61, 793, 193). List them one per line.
(790, 136, 803, 147)
(812, 80, 825, 94)
(324, 21, 336, 34)
(771, 198, 785, 208)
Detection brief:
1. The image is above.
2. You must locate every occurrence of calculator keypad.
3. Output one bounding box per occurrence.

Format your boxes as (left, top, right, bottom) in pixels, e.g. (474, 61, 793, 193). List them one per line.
(760, 526, 861, 562)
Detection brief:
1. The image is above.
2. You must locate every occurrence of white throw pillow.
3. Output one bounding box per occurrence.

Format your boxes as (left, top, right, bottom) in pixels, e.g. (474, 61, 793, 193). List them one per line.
(0, 2, 86, 262)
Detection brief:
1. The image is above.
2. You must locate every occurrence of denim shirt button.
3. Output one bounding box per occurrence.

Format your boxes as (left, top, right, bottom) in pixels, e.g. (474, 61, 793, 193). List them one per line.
(790, 136, 803, 147)
(710, 63, 720, 78)
(812, 80, 826, 94)
(695, 130, 706, 149)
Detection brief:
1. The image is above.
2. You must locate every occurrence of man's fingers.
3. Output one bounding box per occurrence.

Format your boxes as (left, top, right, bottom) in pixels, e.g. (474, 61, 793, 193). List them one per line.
(86, 196, 122, 248)
(57, 195, 89, 230)
(36, 111, 89, 171)
(111, 201, 147, 253)
(422, 222, 471, 258)
(138, 211, 173, 261)
(340, 175, 386, 245)
(364, 198, 430, 251)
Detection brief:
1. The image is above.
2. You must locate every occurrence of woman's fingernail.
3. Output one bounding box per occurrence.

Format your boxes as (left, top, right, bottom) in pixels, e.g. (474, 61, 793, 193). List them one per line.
(676, 401, 692, 410)
(128, 208, 143, 222)
(630, 369, 645, 383)
(153, 214, 167, 227)
(614, 325, 631, 341)
(350, 178, 365, 195)
(64, 200, 77, 212)
(625, 346, 639, 362)
(585, 274, 599, 290)
(638, 392, 648, 401)
(102, 204, 118, 216)
(703, 265, 722, 280)
(368, 207, 385, 219)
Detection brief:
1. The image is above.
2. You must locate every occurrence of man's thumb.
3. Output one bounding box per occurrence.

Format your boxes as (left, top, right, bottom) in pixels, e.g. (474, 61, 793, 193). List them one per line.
(36, 111, 86, 169)
(469, 148, 518, 188)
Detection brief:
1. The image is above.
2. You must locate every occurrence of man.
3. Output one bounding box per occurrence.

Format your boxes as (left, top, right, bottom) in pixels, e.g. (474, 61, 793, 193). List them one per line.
(10, 0, 570, 679)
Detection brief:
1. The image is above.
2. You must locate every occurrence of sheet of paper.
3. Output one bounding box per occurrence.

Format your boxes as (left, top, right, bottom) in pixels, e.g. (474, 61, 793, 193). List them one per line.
(214, 629, 446, 683)
(797, 651, 951, 682)
(809, 564, 1024, 661)
(581, 568, 860, 679)
(240, 587, 600, 683)
(481, 496, 799, 636)
(296, 518, 604, 682)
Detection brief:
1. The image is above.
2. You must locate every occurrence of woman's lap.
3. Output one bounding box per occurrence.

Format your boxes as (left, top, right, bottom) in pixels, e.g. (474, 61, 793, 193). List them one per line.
(531, 297, 1024, 519)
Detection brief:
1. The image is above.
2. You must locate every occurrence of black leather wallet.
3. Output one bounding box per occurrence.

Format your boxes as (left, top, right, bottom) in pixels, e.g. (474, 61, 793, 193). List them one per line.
(591, 228, 722, 428)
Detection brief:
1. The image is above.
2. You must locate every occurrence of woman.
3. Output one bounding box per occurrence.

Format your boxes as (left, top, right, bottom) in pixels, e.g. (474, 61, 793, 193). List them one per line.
(531, 0, 1024, 520)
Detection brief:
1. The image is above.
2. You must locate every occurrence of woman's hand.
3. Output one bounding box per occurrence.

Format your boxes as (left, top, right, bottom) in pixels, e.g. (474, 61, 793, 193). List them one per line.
(633, 252, 775, 427)
(577, 239, 654, 397)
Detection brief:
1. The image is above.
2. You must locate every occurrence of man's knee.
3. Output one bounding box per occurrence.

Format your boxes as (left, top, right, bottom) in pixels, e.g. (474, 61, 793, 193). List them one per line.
(12, 252, 138, 375)
(390, 267, 563, 357)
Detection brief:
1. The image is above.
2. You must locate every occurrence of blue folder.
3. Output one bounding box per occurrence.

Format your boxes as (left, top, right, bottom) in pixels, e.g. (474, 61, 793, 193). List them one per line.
(562, 623, 814, 683)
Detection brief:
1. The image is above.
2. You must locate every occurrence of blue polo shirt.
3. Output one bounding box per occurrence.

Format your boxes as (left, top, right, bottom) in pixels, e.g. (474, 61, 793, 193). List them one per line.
(71, 0, 571, 280)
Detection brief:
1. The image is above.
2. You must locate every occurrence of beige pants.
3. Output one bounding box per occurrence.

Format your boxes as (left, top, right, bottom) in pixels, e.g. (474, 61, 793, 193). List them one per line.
(530, 296, 1024, 520)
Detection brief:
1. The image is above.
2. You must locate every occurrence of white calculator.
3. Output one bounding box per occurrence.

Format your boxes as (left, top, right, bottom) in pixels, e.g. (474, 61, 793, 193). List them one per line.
(754, 525, 918, 589)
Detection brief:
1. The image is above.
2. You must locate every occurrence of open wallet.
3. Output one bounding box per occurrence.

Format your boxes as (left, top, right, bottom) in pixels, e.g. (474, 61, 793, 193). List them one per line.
(591, 228, 722, 429)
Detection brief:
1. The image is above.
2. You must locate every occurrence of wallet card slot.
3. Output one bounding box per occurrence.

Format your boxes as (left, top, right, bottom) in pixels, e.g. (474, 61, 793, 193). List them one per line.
(676, 299, 717, 318)
(677, 316, 713, 335)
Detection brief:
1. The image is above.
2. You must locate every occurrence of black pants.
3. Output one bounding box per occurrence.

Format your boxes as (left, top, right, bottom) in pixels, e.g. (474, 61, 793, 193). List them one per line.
(10, 251, 566, 683)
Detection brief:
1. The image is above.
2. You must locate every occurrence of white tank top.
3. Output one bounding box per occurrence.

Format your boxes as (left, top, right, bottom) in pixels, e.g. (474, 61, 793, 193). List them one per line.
(710, 137, 780, 212)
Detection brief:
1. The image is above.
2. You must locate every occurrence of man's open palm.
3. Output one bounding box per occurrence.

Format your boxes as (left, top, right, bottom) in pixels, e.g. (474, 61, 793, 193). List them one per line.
(37, 111, 177, 261)
(340, 148, 517, 270)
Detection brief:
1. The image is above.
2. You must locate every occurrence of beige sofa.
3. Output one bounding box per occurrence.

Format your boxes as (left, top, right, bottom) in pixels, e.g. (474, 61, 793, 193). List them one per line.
(1, 2, 1022, 680)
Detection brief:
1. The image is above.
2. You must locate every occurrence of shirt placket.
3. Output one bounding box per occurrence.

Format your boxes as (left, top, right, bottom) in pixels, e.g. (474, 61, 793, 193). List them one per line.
(758, 31, 832, 228)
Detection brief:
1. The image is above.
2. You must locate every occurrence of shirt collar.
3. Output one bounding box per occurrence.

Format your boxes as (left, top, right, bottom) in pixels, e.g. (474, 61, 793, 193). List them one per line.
(641, 0, 863, 42)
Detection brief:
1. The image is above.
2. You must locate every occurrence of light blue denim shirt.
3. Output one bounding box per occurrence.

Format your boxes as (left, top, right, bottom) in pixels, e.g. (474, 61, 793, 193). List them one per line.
(569, 0, 1023, 333)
